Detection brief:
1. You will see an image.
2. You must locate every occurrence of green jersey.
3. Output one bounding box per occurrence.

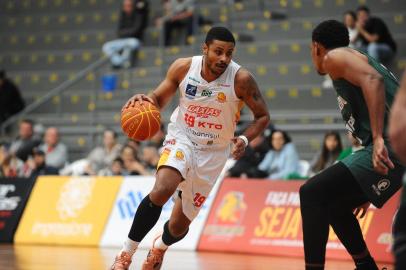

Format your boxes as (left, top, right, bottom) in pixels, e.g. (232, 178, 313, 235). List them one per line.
(332, 49, 399, 146)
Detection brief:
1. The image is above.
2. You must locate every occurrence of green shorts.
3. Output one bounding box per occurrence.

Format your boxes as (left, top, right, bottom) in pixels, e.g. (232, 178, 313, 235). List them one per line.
(341, 144, 405, 208)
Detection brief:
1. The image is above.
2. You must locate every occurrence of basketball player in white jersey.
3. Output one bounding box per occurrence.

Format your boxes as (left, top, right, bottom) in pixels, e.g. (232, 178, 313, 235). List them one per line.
(111, 26, 270, 270)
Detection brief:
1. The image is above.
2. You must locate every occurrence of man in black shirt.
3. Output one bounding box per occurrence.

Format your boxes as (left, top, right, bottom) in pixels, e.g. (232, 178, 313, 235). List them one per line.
(356, 5, 397, 65)
(102, 0, 149, 68)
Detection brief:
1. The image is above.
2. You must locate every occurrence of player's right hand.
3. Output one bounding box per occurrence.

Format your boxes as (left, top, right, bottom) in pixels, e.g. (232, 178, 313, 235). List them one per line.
(125, 94, 155, 107)
(372, 137, 395, 175)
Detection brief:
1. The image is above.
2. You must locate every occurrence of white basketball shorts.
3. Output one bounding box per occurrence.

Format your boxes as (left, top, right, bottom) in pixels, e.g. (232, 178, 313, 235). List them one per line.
(157, 123, 231, 220)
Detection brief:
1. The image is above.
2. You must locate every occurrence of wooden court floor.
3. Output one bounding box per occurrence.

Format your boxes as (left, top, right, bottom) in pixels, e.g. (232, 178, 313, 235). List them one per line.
(0, 244, 393, 270)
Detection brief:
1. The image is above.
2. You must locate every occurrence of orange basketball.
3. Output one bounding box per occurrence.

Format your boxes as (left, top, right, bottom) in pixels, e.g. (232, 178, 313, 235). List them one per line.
(121, 100, 161, 141)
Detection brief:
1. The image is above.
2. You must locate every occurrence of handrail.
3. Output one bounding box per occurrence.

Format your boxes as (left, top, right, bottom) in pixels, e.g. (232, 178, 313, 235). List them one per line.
(0, 55, 110, 136)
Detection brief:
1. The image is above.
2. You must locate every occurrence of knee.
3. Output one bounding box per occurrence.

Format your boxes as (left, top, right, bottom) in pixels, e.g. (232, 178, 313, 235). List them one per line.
(149, 186, 176, 206)
(168, 221, 188, 238)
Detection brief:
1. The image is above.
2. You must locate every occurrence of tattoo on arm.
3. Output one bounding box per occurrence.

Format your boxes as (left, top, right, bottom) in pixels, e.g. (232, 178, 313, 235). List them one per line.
(252, 89, 260, 101)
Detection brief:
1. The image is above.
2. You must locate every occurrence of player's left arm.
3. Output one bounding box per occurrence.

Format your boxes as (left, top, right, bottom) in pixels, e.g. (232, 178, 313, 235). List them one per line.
(231, 68, 270, 159)
(389, 69, 406, 164)
(324, 49, 394, 174)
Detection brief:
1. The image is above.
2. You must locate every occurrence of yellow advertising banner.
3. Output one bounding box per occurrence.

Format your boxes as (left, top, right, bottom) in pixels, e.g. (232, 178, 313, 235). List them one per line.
(15, 176, 122, 245)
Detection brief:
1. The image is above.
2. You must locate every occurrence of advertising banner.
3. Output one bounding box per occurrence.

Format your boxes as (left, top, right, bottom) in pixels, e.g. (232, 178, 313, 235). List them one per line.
(14, 176, 122, 245)
(0, 177, 35, 242)
(101, 175, 223, 250)
(198, 179, 400, 263)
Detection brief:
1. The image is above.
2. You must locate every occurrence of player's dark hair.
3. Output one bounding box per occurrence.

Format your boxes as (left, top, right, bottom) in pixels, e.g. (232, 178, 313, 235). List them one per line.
(0, 70, 5, 79)
(344, 10, 356, 20)
(312, 20, 349, 49)
(205, 26, 235, 45)
(356, 5, 370, 14)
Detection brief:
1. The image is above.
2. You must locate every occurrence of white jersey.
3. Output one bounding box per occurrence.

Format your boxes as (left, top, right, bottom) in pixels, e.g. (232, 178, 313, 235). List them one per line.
(169, 55, 243, 147)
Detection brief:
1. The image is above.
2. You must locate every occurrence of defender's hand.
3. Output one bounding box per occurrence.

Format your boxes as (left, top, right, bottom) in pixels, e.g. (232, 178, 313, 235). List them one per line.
(231, 137, 247, 160)
(124, 94, 155, 109)
(353, 202, 371, 219)
(372, 137, 394, 175)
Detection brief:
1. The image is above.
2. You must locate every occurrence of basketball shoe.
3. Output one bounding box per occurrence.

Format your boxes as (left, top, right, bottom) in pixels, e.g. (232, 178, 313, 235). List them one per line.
(111, 251, 132, 270)
(142, 235, 167, 270)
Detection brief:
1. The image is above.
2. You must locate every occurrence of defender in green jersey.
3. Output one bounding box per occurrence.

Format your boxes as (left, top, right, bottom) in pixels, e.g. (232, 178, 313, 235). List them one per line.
(389, 70, 406, 270)
(299, 20, 405, 270)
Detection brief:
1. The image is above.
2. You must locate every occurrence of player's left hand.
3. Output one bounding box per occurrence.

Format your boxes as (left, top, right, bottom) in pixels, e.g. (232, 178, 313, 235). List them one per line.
(372, 137, 395, 175)
(353, 202, 371, 218)
(231, 137, 247, 160)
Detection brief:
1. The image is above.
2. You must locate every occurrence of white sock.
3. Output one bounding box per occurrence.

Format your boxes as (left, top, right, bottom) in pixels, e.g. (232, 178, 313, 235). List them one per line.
(121, 238, 139, 257)
(154, 236, 168, 251)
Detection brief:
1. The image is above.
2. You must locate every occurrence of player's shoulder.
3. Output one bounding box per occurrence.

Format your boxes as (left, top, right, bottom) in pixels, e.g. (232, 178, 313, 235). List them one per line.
(171, 57, 193, 70)
(234, 68, 254, 84)
(168, 57, 193, 80)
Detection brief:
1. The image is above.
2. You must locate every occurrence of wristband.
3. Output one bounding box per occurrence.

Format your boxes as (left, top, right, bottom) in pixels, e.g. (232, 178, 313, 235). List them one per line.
(238, 135, 249, 147)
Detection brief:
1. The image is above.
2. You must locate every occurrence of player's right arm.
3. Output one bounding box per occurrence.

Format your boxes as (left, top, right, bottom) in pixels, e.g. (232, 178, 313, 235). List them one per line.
(127, 58, 191, 110)
(389, 69, 406, 164)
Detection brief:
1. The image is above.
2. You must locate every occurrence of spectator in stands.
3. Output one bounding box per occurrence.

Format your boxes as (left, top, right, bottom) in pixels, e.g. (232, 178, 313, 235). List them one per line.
(337, 131, 364, 160)
(121, 144, 149, 175)
(356, 5, 397, 64)
(9, 119, 41, 162)
(38, 127, 68, 169)
(227, 133, 269, 178)
(102, 0, 149, 68)
(157, 0, 195, 46)
(0, 143, 24, 177)
(309, 131, 343, 175)
(141, 142, 160, 173)
(24, 148, 59, 178)
(344, 10, 359, 48)
(0, 70, 25, 125)
(249, 129, 300, 180)
(99, 157, 126, 176)
(86, 129, 122, 175)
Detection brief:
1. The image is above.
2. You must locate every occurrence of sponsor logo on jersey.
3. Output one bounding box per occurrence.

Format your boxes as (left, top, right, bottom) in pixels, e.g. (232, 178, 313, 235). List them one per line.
(188, 77, 200, 84)
(201, 89, 213, 97)
(187, 105, 221, 118)
(175, 150, 185, 161)
(217, 92, 227, 103)
(186, 128, 220, 139)
(197, 121, 223, 130)
(185, 84, 197, 98)
(163, 139, 176, 146)
(337, 95, 347, 111)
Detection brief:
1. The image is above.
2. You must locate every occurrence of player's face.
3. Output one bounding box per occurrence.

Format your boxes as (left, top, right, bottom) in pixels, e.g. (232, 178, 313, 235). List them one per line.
(203, 40, 235, 76)
(310, 42, 326, 75)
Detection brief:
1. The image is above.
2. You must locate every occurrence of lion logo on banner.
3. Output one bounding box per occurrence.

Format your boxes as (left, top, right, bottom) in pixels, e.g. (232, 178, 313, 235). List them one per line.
(56, 177, 96, 220)
(216, 191, 247, 224)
